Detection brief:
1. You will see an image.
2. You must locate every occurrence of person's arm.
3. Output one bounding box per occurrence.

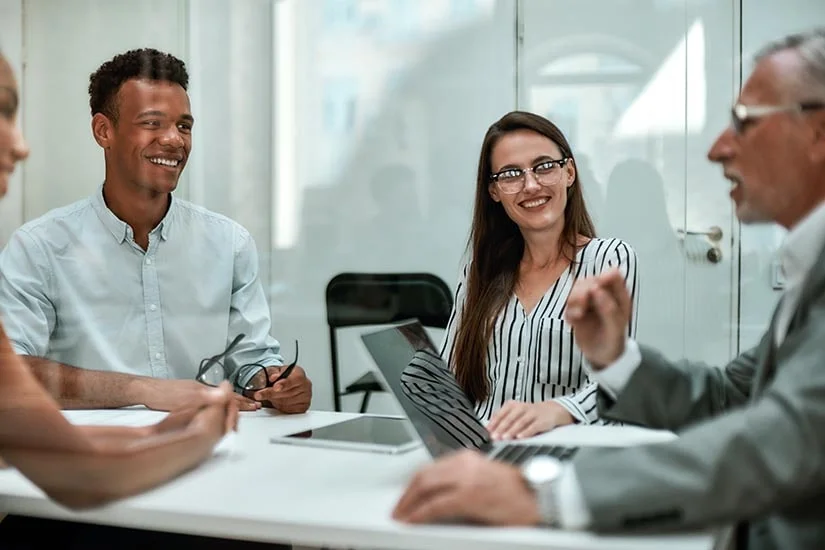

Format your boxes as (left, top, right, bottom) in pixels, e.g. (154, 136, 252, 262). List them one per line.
(0, 229, 146, 409)
(22, 355, 156, 408)
(21, 355, 244, 412)
(565, 269, 754, 430)
(554, 240, 640, 425)
(0, 228, 258, 412)
(0, 322, 235, 509)
(2, 402, 231, 510)
(570, 308, 825, 532)
(0, 229, 58, 358)
(223, 228, 313, 413)
(594, 342, 757, 430)
(225, 228, 282, 384)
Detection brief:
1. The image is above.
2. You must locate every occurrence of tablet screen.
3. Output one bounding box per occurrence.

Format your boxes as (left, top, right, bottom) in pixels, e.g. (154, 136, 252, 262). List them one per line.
(285, 416, 415, 447)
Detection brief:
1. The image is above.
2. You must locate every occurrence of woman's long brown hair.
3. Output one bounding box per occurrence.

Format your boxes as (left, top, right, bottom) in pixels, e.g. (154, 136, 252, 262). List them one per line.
(453, 111, 596, 404)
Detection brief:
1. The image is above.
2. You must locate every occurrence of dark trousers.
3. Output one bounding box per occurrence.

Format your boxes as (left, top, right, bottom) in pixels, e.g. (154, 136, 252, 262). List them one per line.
(0, 515, 290, 549)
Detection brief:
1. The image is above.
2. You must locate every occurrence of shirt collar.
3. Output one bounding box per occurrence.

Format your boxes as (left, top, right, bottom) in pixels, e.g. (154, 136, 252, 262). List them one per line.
(780, 200, 825, 289)
(92, 184, 129, 243)
(91, 184, 175, 243)
(158, 198, 174, 241)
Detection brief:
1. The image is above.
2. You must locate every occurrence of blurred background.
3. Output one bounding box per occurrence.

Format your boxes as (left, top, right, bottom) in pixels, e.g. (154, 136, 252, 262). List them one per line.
(1, 0, 822, 413)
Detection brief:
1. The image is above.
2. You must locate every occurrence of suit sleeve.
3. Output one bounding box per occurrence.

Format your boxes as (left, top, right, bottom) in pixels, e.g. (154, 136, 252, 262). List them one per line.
(596, 341, 757, 431)
(573, 304, 824, 532)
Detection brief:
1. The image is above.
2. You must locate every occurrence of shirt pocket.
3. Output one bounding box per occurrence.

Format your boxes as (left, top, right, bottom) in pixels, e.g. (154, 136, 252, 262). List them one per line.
(536, 318, 583, 386)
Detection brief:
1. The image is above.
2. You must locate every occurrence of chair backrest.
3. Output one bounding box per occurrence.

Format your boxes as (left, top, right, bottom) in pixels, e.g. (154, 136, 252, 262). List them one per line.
(325, 273, 453, 330)
(325, 272, 454, 411)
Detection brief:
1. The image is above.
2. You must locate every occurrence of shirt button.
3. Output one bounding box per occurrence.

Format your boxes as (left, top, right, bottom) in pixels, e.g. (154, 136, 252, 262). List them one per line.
(155, 352, 162, 360)
(149, 304, 157, 311)
(146, 258, 152, 265)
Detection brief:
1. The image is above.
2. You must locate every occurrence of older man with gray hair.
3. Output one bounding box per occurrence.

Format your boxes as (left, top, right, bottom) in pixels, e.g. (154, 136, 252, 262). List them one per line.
(393, 27, 825, 550)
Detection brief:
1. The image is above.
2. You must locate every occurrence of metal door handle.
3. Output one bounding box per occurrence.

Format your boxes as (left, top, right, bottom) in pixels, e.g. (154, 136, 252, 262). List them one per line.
(677, 225, 723, 242)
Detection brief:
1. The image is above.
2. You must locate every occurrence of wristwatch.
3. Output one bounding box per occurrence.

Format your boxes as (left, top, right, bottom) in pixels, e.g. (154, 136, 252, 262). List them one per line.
(521, 456, 563, 526)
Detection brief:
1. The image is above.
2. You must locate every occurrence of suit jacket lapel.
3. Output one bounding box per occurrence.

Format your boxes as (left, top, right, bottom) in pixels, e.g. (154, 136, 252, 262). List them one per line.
(750, 299, 781, 398)
(753, 238, 825, 395)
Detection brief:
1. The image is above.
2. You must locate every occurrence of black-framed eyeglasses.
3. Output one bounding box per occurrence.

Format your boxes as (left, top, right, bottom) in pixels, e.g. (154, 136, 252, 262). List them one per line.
(731, 101, 825, 134)
(196, 335, 299, 392)
(489, 157, 571, 195)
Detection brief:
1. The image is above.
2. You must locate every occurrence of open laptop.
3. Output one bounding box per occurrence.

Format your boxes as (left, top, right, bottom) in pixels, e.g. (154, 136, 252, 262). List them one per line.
(360, 319, 581, 466)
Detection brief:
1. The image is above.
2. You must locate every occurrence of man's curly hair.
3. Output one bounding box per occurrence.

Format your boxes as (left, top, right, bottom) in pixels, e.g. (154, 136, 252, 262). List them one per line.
(89, 48, 188, 122)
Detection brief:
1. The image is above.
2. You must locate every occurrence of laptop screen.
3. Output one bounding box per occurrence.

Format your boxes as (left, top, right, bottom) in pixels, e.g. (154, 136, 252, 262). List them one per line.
(360, 320, 493, 458)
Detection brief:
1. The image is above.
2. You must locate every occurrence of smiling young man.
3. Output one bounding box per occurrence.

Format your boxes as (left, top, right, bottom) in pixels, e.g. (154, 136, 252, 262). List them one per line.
(0, 48, 312, 415)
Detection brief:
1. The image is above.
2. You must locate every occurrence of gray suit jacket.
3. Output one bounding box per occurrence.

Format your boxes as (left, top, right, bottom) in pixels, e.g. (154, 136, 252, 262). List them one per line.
(571, 245, 825, 549)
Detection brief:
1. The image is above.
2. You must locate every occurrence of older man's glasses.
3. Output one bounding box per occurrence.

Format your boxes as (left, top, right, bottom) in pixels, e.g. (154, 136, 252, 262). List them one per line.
(731, 101, 825, 134)
(490, 157, 571, 195)
(196, 334, 299, 392)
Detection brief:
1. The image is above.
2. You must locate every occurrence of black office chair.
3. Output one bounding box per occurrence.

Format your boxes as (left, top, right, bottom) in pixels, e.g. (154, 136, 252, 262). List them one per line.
(325, 272, 454, 413)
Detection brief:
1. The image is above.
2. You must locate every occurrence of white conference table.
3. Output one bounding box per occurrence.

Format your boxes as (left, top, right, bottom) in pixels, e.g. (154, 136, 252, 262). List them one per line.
(0, 409, 717, 550)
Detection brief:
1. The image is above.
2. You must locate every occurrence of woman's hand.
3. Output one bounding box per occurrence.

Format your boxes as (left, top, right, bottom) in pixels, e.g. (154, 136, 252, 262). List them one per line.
(188, 381, 239, 438)
(150, 381, 239, 439)
(487, 400, 575, 440)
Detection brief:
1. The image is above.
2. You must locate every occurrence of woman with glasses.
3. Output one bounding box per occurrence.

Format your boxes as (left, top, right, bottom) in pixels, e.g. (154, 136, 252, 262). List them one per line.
(442, 111, 638, 440)
(0, 50, 237, 511)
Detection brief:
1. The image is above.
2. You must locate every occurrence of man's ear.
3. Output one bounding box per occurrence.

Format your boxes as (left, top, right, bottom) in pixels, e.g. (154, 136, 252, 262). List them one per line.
(810, 112, 825, 165)
(91, 113, 113, 149)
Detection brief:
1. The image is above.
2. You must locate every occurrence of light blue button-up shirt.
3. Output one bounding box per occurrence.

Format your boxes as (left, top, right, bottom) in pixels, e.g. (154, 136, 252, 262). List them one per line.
(0, 185, 282, 388)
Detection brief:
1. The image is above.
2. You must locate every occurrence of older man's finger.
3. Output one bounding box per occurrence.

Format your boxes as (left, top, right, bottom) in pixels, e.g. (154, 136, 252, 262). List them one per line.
(600, 268, 632, 316)
(592, 285, 620, 318)
(400, 491, 466, 524)
(565, 278, 599, 320)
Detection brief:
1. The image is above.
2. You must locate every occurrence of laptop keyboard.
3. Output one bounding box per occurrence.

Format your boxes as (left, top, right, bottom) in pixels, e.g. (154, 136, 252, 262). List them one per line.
(492, 443, 580, 466)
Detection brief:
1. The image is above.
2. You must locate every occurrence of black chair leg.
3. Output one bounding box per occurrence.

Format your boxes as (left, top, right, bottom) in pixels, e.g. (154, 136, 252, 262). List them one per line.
(359, 391, 372, 413)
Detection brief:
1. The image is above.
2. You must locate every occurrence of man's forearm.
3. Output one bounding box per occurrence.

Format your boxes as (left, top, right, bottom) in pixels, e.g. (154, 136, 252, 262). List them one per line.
(22, 356, 155, 409)
(2, 421, 217, 509)
(594, 344, 755, 430)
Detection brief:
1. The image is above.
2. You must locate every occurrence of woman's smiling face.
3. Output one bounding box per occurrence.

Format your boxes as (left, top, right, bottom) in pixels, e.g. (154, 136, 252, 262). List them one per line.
(488, 129, 575, 235)
(0, 55, 30, 200)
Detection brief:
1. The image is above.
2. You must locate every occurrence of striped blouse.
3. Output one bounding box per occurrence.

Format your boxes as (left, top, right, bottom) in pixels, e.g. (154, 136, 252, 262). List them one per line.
(440, 237, 639, 424)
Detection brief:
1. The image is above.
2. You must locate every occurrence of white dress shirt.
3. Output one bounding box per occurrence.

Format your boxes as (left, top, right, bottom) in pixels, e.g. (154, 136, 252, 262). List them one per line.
(441, 238, 639, 425)
(0, 185, 282, 389)
(552, 200, 825, 529)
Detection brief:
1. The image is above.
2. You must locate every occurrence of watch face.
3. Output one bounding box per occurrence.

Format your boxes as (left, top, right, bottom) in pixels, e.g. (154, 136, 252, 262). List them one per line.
(524, 456, 562, 484)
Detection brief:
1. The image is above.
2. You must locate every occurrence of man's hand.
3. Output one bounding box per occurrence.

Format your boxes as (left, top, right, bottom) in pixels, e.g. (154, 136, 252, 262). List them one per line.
(488, 401, 575, 440)
(393, 450, 540, 525)
(248, 366, 312, 414)
(141, 379, 260, 412)
(564, 268, 632, 369)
